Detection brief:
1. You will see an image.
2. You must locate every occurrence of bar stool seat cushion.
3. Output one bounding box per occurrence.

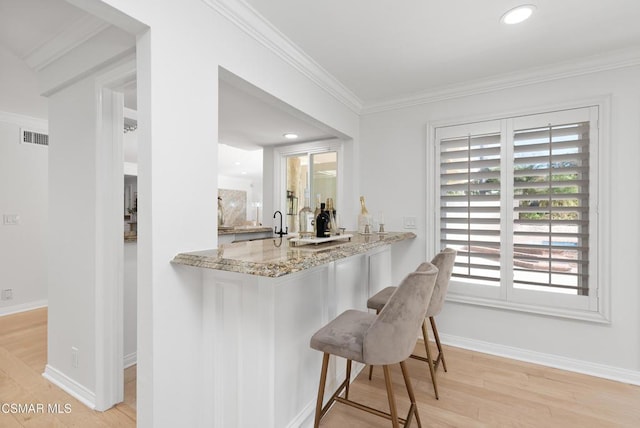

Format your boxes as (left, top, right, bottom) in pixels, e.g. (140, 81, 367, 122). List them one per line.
(367, 286, 396, 312)
(310, 310, 377, 363)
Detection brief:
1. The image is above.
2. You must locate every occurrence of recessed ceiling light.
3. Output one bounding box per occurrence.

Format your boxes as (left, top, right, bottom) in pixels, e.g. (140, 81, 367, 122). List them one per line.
(283, 133, 299, 139)
(241, 171, 247, 175)
(234, 161, 241, 166)
(500, 4, 536, 25)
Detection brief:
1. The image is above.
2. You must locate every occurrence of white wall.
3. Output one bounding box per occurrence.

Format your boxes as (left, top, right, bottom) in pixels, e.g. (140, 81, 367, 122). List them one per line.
(0, 114, 48, 315)
(0, 46, 49, 315)
(360, 65, 640, 376)
(0, 45, 48, 119)
(47, 75, 100, 395)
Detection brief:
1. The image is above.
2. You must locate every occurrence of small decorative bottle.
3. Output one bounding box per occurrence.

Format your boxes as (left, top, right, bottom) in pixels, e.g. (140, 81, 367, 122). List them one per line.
(326, 198, 338, 235)
(357, 196, 372, 234)
(316, 202, 331, 238)
(298, 190, 314, 235)
(217, 196, 225, 227)
(313, 194, 322, 234)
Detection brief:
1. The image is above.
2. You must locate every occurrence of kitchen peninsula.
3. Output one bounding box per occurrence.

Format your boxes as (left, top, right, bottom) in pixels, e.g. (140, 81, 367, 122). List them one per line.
(172, 231, 415, 428)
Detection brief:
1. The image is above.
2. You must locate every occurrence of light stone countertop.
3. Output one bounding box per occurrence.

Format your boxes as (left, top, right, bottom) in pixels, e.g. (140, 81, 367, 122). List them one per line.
(172, 231, 416, 278)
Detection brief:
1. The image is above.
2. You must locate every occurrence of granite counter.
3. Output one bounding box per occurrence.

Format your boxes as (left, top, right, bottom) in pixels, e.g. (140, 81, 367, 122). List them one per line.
(172, 231, 415, 277)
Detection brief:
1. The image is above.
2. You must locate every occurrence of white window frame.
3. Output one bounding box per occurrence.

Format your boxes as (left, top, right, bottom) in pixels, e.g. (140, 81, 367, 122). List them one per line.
(273, 139, 344, 219)
(426, 98, 611, 323)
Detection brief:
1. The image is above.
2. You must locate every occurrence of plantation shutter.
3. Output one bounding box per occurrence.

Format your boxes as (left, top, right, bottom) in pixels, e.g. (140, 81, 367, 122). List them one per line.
(512, 122, 590, 295)
(440, 132, 502, 286)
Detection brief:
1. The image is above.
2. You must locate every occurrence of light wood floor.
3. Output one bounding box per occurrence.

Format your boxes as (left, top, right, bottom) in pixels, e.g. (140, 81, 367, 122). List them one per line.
(2, 308, 640, 427)
(319, 344, 640, 428)
(0, 308, 136, 427)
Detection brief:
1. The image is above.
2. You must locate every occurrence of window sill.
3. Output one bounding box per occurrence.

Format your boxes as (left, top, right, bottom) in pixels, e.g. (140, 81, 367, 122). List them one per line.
(446, 292, 610, 324)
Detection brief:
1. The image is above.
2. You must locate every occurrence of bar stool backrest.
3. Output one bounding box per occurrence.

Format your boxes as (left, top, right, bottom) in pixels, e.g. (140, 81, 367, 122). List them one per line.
(426, 248, 457, 318)
(363, 262, 439, 366)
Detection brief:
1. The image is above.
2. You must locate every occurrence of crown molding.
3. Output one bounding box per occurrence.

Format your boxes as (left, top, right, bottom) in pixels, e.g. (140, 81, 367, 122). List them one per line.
(0, 110, 48, 131)
(201, 0, 363, 114)
(23, 14, 110, 72)
(362, 46, 640, 115)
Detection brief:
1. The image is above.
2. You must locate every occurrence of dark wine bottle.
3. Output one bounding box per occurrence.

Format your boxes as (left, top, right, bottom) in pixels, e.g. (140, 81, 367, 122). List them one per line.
(316, 202, 330, 238)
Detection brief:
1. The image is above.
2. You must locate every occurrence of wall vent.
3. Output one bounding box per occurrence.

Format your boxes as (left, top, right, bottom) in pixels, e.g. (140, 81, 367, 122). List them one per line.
(21, 128, 49, 146)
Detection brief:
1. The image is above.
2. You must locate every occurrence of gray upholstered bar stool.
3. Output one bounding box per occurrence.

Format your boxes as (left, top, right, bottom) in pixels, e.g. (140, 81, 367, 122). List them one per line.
(367, 248, 456, 400)
(310, 262, 439, 428)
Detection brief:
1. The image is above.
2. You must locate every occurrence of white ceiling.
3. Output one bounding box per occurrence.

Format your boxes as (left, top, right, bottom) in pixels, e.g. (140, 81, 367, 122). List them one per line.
(218, 72, 338, 150)
(3, 0, 640, 177)
(244, 0, 640, 105)
(0, 0, 87, 59)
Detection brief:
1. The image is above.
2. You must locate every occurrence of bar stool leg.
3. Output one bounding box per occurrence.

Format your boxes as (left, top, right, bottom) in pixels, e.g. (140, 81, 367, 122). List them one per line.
(430, 316, 447, 372)
(382, 365, 400, 428)
(345, 359, 352, 399)
(368, 308, 381, 381)
(400, 360, 422, 428)
(314, 353, 330, 428)
(421, 319, 439, 400)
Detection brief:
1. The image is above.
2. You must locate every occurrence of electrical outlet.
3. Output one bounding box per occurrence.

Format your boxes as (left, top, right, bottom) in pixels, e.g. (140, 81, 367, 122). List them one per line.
(71, 347, 79, 368)
(403, 216, 417, 229)
(1, 289, 13, 300)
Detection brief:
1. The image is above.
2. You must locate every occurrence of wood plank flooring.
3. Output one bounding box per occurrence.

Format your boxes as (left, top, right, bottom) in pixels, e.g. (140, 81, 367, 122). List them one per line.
(0, 308, 135, 427)
(319, 344, 640, 427)
(2, 308, 640, 427)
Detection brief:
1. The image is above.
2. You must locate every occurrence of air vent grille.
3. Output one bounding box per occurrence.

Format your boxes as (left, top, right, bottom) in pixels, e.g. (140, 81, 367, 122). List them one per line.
(21, 129, 49, 146)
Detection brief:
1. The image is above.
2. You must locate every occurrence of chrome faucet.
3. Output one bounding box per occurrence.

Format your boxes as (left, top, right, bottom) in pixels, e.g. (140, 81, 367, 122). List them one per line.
(273, 210, 288, 236)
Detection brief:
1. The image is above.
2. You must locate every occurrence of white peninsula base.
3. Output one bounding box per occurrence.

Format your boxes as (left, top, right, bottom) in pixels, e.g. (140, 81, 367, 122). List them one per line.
(201, 246, 391, 428)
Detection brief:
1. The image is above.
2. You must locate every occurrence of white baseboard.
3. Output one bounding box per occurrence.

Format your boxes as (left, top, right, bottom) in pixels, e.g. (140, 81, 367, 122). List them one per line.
(42, 365, 96, 409)
(441, 333, 640, 386)
(123, 352, 137, 369)
(0, 300, 48, 317)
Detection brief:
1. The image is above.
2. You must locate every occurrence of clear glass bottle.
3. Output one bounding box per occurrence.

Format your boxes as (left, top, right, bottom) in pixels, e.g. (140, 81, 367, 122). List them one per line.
(313, 194, 321, 234)
(357, 196, 371, 234)
(298, 190, 314, 234)
(326, 197, 338, 235)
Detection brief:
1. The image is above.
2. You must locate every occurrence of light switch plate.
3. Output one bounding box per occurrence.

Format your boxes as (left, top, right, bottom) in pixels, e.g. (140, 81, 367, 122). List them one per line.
(3, 214, 20, 225)
(403, 216, 417, 229)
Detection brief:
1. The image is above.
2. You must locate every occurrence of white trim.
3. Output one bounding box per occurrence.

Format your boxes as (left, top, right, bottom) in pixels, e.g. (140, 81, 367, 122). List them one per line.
(363, 47, 640, 115)
(272, 139, 344, 221)
(124, 162, 138, 176)
(446, 293, 609, 324)
(92, 58, 136, 411)
(123, 107, 138, 121)
(24, 15, 110, 71)
(43, 365, 97, 409)
(441, 333, 640, 387)
(0, 110, 48, 132)
(0, 300, 47, 317)
(201, 0, 363, 113)
(123, 352, 137, 369)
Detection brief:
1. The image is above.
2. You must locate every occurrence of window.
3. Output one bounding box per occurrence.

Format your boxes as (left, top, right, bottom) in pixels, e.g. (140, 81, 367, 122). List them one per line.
(274, 140, 343, 233)
(432, 106, 602, 319)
